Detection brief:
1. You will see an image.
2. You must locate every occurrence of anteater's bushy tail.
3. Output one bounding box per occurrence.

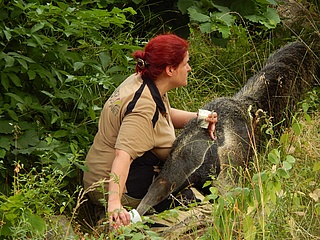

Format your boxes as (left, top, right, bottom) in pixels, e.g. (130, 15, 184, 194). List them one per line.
(234, 42, 316, 126)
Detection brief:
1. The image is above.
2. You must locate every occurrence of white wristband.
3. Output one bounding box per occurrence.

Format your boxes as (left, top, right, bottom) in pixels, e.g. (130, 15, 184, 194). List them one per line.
(197, 109, 212, 129)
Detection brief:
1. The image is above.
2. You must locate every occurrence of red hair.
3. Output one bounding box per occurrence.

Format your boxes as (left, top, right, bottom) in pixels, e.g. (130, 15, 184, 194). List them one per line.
(133, 34, 189, 81)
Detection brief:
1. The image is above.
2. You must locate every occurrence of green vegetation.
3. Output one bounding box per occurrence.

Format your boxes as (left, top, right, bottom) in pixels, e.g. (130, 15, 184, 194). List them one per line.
(0, 0, 319, 239)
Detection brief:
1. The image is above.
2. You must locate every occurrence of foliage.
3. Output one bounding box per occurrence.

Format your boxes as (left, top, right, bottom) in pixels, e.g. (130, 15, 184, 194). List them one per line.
(0, 0, 319, 239)
(176, 0, 280, 45)
(90, 0, 280, 41)
(0, 1, 140, 237)
(0, 0, 139, 196)
(0, 165, 74, 239)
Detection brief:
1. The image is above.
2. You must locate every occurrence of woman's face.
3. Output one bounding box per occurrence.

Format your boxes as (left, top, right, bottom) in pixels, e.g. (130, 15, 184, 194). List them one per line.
(172, 51, 192, 87)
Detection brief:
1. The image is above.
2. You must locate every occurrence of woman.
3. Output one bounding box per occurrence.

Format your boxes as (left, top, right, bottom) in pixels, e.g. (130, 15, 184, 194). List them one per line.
(83, 33, 218, 228)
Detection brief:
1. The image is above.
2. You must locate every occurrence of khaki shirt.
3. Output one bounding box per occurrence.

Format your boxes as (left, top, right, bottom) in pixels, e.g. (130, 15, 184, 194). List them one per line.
(83, 74, 175, 195)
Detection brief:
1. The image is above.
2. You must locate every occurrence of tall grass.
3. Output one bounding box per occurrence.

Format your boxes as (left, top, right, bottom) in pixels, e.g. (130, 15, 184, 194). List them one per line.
(169, 26, 278, 112)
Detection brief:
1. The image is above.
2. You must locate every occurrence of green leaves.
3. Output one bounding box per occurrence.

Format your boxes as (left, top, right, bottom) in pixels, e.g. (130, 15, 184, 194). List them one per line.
(0, 52, 35, 90)
(187, 5, 235, 38)
(243, 215, 257, 240)
(313, 161, 320, 172)
(283, 155, 296, 171)
(178, 0, 280, 40)
(0, 8, 141, 232)
(188, 8, 210, 22)
(26, 212, 46, 234)
(0, 0, 138, 194)
(65, 7, 136, 37)
(0, 195, 46, 237)
(0, 166, 73, 238)
(4, 93, 24, 104)
(30, 22, 45, 34)
(268, 148, 296, 179)
(268, 148, 280, 165)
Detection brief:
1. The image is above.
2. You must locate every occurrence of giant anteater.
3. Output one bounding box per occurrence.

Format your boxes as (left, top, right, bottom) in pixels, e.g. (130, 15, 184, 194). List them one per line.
(136, 42, 317, 216)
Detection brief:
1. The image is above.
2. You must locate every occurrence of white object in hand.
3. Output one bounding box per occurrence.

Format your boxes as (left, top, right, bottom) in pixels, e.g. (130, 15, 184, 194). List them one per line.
(129, 209, 142, 223)
(197, 109, 212, 129)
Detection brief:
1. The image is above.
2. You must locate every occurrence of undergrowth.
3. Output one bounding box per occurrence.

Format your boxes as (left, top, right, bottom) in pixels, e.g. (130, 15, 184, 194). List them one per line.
(1, 0, 320, 239)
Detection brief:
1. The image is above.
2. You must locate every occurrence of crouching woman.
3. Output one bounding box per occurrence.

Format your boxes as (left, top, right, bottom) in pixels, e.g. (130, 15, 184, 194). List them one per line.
(83, 33, 217, 228)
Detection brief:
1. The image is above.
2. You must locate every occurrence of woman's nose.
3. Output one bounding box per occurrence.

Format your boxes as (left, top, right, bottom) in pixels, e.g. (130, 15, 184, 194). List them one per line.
(187, 64, 192, 72)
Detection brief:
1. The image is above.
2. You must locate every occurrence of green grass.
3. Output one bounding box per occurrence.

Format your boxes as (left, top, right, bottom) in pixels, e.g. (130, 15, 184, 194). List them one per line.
(169, 26, 278, 112)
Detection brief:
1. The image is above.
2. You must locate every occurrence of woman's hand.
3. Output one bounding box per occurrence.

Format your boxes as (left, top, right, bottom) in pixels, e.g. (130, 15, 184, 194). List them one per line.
(108, 201, 131, 229)
(205, 111, 218, 140)
(108, 149, 132, 229)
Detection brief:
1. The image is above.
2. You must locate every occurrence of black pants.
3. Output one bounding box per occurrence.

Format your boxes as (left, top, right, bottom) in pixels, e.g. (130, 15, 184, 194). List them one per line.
(126, 150, 161, 199)
(125, 151, 181, 212)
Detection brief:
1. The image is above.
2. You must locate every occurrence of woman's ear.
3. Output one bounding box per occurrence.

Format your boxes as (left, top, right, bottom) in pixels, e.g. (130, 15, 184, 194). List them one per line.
(165, 66, 173, 76)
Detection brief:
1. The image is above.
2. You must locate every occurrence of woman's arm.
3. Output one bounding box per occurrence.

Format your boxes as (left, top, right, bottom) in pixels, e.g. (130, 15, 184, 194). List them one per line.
(108, 149, 132, 227)
(170, 108, 197, 129)
(170, 108, 218, 140)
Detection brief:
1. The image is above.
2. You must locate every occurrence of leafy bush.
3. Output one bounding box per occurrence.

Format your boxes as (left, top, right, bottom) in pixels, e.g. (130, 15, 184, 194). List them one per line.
(0, 0, 139, 195)
(0, 165, 74, 238)
(179, 0, 279, 36)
